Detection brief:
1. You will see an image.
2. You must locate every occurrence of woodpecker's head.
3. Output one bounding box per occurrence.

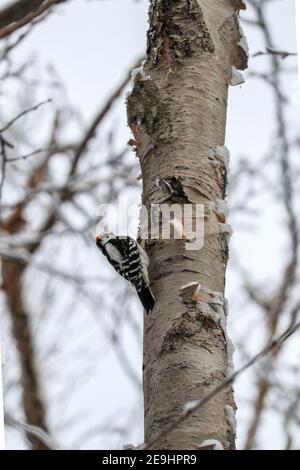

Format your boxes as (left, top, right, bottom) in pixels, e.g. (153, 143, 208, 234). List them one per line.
(96, 232, 115, 249)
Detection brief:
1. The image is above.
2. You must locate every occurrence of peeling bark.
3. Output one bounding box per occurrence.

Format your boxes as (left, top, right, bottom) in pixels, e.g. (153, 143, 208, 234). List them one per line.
(127, 0, 247, 449)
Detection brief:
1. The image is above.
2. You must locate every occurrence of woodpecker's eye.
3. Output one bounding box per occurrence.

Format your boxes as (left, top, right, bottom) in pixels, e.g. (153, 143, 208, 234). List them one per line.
(96, 235, 101, 243)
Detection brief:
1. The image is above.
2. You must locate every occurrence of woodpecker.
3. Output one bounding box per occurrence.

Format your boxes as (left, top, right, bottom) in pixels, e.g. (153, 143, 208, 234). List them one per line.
(96, 232, 155, 314)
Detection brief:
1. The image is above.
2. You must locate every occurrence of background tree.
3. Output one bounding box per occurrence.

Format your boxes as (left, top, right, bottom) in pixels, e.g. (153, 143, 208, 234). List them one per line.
(0, 0, 299, 450)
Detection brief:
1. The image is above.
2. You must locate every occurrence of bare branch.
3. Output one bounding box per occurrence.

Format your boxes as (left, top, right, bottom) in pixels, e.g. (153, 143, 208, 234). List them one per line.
(0, 99, 52, 133)
(0, 0, 66, 39)
(69, 62, 137, 175)
(253, 47, 297, 59)
(5, 413, 60, 450)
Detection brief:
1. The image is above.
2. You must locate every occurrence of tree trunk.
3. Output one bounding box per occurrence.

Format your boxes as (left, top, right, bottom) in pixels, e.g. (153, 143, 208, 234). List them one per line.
(127, 0, 248, 450)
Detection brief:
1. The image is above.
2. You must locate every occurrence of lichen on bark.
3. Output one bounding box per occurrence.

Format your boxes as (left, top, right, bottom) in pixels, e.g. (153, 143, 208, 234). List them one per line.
(147, 0, 215, 66)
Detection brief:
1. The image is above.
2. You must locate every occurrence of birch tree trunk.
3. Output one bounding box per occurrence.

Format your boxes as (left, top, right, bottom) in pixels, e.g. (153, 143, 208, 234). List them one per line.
(127, 0, 248, 450)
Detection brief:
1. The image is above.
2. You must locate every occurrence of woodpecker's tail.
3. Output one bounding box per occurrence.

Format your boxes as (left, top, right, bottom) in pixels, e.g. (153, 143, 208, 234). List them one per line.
(137, 285, 155, 314)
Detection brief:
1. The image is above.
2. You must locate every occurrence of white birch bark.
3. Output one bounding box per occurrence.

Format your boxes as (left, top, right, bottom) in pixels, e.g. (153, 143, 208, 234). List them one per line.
(127, 0, 248, 450)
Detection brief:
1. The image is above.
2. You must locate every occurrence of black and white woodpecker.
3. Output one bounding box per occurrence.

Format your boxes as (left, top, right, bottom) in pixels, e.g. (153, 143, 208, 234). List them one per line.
(96, 232, 155, 314)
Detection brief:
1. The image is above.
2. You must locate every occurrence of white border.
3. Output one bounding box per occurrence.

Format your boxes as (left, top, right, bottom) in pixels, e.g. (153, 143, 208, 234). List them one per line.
(0, 341, 5, 450)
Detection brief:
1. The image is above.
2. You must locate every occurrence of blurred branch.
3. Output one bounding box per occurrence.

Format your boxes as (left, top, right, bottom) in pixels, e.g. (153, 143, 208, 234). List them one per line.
(0, 136, 8, 212)
(241, 0, 299, 450)
(0, 45, 141, 450)
(0, 248, 106, 285)
(0, 1, 49, 28)
(5, 413, 59, 450)
(0, 0, 67, 39)
(253, 47, 297, 59)
(0, 99, 52, 133)
(1, 255, 51, 450)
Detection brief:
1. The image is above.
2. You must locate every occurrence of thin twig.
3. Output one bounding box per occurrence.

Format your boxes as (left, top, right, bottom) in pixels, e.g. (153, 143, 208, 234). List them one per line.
(5, 413, 60, 450)
(0, 99, 52, 133)
(69, 62, 138, 175)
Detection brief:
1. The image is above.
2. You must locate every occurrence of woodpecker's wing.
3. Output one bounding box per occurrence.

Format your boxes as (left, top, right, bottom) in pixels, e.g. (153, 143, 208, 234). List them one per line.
(137, 284, 155, 314)
(104, 242, 124, 266)
(107, 236, 143, 287)
(102, 236, 155, 313)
